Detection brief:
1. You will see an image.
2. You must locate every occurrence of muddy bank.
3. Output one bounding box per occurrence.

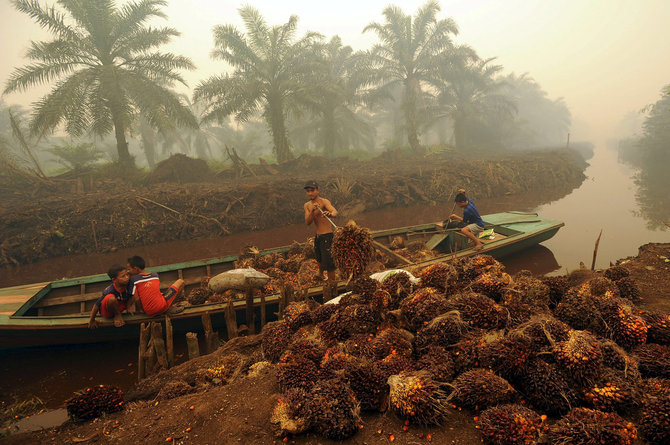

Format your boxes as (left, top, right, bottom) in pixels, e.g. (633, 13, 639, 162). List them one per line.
(0, 149, 586, 267)
(2, 242, 668, 444)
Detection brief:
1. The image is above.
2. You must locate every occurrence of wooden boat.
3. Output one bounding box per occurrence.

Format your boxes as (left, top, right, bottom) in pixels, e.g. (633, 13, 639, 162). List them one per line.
(0, 212, 563, 349)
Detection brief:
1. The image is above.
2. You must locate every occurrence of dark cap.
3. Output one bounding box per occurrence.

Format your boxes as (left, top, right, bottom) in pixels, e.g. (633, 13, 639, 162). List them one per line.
(303, 180, 319, 189)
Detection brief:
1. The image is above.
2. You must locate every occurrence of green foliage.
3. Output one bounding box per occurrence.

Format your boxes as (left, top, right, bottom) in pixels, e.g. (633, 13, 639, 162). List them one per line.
(48, 141, 104, 172)
(5, 0, 197, 167)
(361, 0, 460, 152)
(194, 6, 321, 163)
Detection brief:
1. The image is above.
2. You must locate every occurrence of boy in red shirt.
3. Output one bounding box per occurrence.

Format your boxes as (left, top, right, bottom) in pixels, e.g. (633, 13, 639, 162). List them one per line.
(127, 255, 185, 316)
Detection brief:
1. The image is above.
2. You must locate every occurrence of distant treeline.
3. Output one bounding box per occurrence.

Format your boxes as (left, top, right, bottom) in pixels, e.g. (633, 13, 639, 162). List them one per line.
(2, 0, 571, 172)
(618, 85, 670, 229)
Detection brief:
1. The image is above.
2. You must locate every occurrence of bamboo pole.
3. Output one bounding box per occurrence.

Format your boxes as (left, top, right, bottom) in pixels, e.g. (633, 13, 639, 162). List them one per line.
(186, 332, 200, 360)
(138, 322, 149, 381)
(165, 316, 174, 367)
(151, 322, 169, 369)
(245, 285, 255, 335)
(591, 229, 603, 271)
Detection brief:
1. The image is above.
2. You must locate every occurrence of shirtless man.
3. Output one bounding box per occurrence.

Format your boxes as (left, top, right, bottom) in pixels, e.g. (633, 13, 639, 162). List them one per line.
(303, 180, 339, 282)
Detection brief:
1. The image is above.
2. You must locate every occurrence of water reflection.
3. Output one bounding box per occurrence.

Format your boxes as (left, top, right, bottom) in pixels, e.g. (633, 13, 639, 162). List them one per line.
(500, 245, 561, 276)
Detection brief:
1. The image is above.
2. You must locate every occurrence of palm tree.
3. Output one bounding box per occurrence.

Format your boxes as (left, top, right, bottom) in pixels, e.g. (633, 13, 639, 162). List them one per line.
(362, 0, 459, 152)
(194, 6, 321, 163)
(295, 36, 374, 155)
(436, 57, 516, 150)
(4, 0, 197, 167)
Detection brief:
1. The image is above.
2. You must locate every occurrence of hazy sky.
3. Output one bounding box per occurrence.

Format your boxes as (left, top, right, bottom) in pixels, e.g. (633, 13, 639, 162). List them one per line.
(1, 0, 669, 141)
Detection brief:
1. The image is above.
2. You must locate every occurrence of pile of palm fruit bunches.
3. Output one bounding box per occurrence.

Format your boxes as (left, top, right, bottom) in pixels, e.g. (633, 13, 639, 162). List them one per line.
(186, 223, 409, 305)
(261, 255, 669, 444)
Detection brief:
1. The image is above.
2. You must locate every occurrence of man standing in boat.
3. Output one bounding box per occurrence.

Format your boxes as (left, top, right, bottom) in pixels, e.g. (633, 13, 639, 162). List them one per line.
(303, 180, 339, 283)
(88, 265, 133, 329)
(443, 189, 485, 251)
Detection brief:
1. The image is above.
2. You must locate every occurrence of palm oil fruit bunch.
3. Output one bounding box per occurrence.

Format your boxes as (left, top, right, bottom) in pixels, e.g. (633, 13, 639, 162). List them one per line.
(450, 333, 484, 374)
(66, 385, 124, 420)
(340, 304, 379, 335)
(470, 271, 513, 302)
(599, 339, 640, 378)
(444, 292, 507, 330)
(517, 359, 577, 416)
(477, 333, 533, 380)
(270, 387, 312, 437)
(633, 343, 670, 378)
(583, 369, 636, 413)
(373, 352, 414, 380)
(614, 277, 642, 303)
(399, 287, 448, 331)
(553, 330, 603, 384)
(261, 321, 294, 362)
(316, 316, 350, 344)
(380, 271, 413, 303)
(341, 359, 388, 411)
(414, 311, 471, 354)
(282, 301, 315, 331)
(554, 284, 603, 331)
(603, 299, 648, 348)
(287, 336, 326, 365)
(331, 222, 375, 279)
(639, 393, 670, 444)
(388, 371, 450, 425)
(276, 351, 319, 391)
(539, 275, 569, 307)
(370, 289, 393, 314)
(478, 404, 545, 445)
(418, 263, 455, 292)
(512, 315, 570, 354)
(187, 285, 211, 305)
(501, 301, 535, 328)
(415, 345, 455, 383)
(350, 276, 378, 303)
(306, 378, 362, 441)
(547, 408, 637, 445)
(641, 377, 670, 399)
(319, 349, 358, 380)
(604, 265, 630, 281)
(344, 333, 375, 358)
(449, 368, 517, 410)
(367, 328, 414, 360)
(296, 259, 320, 288)
(310, 303, 339, 324)
(640, 310, 670, 345)
(503, 270, 551, 309)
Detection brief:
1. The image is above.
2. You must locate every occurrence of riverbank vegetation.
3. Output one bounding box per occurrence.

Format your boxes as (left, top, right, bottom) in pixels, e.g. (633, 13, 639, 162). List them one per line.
(617, 85, 670, 230)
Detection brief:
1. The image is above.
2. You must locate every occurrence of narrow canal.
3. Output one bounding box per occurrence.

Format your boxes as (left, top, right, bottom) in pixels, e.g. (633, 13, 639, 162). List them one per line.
(1, 143, 668, 414)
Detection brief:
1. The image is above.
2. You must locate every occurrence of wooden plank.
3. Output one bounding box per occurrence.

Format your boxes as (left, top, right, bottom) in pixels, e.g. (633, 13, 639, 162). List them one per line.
(426, 233, 449, 250)
(373, 241, 411, 265)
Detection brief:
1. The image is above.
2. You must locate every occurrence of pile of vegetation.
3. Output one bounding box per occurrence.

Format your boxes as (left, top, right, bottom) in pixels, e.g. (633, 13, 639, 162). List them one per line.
(119, 252, 669, 444)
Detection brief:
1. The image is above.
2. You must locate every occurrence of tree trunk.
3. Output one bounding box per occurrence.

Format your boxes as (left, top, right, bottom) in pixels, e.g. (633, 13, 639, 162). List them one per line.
(453, 113, 466, 150)
(322, 109, 336, 156)
(112, 114, 132, 167)
(139, 121, 157, 168)
(266, 96, 292, 163)
(404, 77, 422, 153)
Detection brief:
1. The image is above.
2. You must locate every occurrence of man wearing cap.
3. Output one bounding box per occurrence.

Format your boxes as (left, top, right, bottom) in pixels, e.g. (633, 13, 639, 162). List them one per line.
(303, 180, 339, 282)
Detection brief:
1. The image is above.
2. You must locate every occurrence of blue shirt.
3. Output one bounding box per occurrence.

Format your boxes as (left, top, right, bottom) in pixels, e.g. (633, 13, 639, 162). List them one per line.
(463, 199, 485, 228)
(94, 282, 131, 308)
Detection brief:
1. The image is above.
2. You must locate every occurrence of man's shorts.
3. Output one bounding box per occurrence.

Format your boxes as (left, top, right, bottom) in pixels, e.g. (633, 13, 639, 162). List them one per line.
(314, 233, 336, 272)
(144, 286, 179, 317)
(466, 223, 485, 236)
(99, 294, 127, 319)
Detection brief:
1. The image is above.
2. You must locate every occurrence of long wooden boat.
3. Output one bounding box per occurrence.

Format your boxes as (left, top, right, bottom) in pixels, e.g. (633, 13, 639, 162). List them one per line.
(0, 212, 563, 349)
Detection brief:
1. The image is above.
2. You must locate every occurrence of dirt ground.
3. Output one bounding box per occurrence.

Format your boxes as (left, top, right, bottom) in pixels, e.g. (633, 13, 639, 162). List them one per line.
(0, 149, 586, 267)
(2, 242, 667, 445)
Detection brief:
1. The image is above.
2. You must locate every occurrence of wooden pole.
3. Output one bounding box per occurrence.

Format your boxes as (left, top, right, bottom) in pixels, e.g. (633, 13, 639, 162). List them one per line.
(245, 285, 256, 335)
(201, 311, 214, 354)
(591, 229, 603, 271)
(224, 300, 238, 340)
(186, 332, 200, 361)
(165, 316, 174, 367)
(138, 322, 149, 381)
(151, 322, 169, 370)
(260, 293, 266, 328)
(145, 337, 156, 377)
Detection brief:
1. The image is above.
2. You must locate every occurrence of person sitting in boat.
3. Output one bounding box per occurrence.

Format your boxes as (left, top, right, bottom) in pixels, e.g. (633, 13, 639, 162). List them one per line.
(303, 180, 339, 283)
(444, 190, 485, 251)
(127, 255, 185, 317)
(88, 265, 133, 329)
